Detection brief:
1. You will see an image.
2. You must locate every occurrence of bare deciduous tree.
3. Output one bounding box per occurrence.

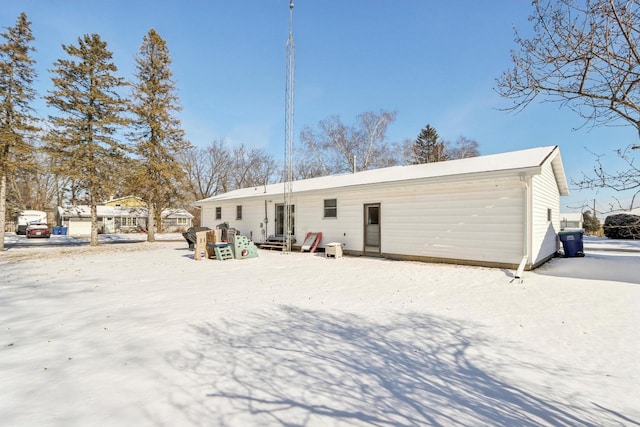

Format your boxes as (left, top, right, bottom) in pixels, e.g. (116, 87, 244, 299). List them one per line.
(297, 110, 398, 177)
(180, 139, 230, 201)
(181, 139, 278, 201)
(230, 144, 278, 190)
(497, 0, 640, 134)
(497, 0, 640, 209)
(572, 145, 640, 209)
(447, 136, 480, 160)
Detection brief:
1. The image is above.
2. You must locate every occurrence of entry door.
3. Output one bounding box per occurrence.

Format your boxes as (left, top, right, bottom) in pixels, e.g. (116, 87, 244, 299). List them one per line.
(275, 204, 295, 237)
(103, 217, 115, 234)
(364, 203, 381, 254)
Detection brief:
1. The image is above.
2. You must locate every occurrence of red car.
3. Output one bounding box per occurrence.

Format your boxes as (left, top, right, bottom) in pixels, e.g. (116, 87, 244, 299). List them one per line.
(25, 223, 51, 238)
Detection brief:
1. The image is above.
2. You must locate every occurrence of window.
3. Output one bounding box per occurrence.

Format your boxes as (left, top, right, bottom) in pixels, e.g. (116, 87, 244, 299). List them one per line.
(215, 207, 222, 220)
(121, 217, 137, 227)
(236, 205, 243, 220)
(547, 208, 552, 222)
(324, 199, 337, 218)
(177, 217, 188, 225)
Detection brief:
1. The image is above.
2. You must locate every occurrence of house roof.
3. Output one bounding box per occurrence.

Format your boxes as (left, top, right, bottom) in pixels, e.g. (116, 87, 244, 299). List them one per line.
(104, 196, 146, 207)
(57, 205, 193, 219)
(161, 208, 194, 219)
(196, 146, 569, 204)
(57, 205, 146, 218)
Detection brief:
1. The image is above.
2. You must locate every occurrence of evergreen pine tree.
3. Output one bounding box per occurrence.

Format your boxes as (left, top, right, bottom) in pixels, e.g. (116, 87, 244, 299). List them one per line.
(0, 13, 39, 250)
(413, 124, 447, 164)
(45, 33, 130, 246)
(129, 29, 189, 242)
(582, 210, 601, 235)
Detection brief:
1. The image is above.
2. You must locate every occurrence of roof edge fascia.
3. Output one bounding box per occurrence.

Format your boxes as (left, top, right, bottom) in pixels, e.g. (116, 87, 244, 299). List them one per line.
(194, 166, 543, 205)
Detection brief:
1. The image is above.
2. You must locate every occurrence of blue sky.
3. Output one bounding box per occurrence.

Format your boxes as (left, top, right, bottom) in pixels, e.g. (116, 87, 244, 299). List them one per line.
(2, 0, 638, 213)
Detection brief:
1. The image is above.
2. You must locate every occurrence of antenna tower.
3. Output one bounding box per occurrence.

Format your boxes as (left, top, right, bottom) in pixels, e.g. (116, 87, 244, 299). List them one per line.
(283, 0, 295, 253)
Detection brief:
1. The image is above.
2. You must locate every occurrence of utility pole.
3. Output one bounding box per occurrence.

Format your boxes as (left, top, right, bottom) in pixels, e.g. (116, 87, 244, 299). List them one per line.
(283, 0, 295, 253)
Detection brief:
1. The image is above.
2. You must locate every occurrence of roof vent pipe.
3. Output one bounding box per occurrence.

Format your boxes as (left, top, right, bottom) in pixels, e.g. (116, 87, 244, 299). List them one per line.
(353, 154, 357, 174)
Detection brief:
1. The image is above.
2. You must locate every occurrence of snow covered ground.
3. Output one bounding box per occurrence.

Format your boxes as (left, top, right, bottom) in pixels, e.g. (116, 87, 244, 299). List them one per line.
(1, 234, 638, 426)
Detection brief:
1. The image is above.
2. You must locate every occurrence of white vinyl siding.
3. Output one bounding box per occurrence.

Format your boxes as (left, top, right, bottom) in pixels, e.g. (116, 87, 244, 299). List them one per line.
(201, 199, 272, 242)
(394, 183, 522, 263)
(200, 178, 525, 265)
(370, 178, 524, 264)
(531, 161, 562, 265)
(205, 178, 520, 264)
(197, 148, 566, 269)
(201, 206, 218, 229)
(242, 200, 270, 241)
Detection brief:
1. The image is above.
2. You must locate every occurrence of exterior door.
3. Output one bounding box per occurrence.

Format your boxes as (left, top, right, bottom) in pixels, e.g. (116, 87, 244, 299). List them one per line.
(275, 204, 295, 237)
(103, 217, 115, 234)
(364, 203, 381, 254)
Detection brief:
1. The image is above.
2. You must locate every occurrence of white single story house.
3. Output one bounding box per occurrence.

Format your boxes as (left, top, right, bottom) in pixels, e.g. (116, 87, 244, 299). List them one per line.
(195, 146, 569, 270)
(560, 212, 584, 230)
(57, 205, 193, 236)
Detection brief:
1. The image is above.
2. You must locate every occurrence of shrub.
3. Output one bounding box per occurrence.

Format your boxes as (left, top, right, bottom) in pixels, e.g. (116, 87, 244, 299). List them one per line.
(603, 214, 640, 239)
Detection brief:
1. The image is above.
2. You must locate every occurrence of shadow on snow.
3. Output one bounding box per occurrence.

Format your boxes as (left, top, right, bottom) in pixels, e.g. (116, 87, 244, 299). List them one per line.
(165, 306, 628, 426)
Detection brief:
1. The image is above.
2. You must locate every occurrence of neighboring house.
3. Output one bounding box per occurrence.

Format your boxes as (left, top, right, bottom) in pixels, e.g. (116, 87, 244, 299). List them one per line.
(56, 205, 193, 235)
(103, 196, 194, 232)
(57, 205, 147, 236)
(161, 208, 194, 232)
(194, 146, 569, 270)
(105, 196, 193, 233)
(560, 212, 584, 230)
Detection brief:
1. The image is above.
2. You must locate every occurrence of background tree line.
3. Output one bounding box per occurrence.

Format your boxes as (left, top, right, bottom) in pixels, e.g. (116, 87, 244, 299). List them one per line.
(182, 111, 480, 195)
(0, 13, 194, 246)
(5, 0, 640, 249)
(294, 111, 479, 179)
(1, 12, 479, 248)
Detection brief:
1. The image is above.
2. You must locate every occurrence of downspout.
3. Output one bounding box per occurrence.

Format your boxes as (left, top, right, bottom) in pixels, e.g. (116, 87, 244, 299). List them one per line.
(263, 199, 268, 243)
(521, 173, 532, 269)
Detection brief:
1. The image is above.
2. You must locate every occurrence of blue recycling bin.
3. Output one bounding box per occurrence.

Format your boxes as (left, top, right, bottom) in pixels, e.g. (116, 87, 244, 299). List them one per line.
(558, 230, 584, 257)
(53, 226, 60, 235)
(60, 226, 68, 235)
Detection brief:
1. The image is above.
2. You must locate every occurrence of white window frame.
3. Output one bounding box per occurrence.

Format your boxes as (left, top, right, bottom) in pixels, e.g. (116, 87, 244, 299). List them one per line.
(324, 198, 337, 218)
(121, 217, 137, 227)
